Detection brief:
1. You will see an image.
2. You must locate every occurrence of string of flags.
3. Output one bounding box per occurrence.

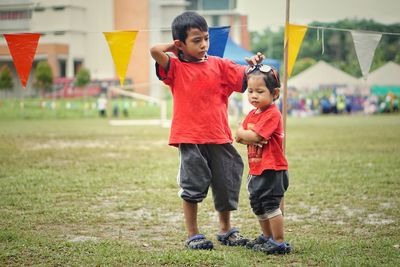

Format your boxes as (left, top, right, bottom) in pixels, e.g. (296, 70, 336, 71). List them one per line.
(2, 24, 399, 89)
(284, 23, 400, 79)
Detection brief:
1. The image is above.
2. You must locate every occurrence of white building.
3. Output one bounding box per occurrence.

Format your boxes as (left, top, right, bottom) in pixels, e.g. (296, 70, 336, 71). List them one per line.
(1, 0, 249, 96)
(0, 0, 114, 93)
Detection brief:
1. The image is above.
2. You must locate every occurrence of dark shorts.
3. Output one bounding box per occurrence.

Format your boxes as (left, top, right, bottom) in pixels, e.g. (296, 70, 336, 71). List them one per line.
(247, 170, 289, 216)
(177, 144, 244, 212)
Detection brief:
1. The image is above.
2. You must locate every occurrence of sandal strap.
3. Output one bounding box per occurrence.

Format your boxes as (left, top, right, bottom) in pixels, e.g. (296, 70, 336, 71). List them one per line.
(185, 234, 214, 250)
(219, 227, 239, 239)
(257, 234, 269, 242)
(187, 234, 205, 243)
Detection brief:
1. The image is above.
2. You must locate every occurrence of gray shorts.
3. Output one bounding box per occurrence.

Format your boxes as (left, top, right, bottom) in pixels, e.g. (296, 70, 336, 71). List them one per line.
(247, 170, 289, 215)
(177, 144, 244, 212)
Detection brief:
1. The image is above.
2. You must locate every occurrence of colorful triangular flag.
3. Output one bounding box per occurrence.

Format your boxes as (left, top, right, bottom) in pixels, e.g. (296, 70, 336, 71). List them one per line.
(4, 33, 41, 88)
(103, 31, 138, 86)
(208, 26, 230, 57)
(351, 31, 382, 79)
(284, 24, 308, 77)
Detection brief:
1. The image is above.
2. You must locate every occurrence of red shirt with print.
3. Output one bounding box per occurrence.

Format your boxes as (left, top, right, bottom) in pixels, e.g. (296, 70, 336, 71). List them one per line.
(156, 55, 246, 146)
(242, 104, 288, 175)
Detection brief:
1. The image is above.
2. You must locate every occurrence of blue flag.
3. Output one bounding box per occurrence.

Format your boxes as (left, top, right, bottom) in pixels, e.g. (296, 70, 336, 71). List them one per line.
(208, 26, 230, 57)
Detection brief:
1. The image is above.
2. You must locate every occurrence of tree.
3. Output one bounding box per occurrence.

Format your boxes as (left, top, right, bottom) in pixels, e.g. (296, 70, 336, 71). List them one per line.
(0, 66, 14, 98)
(291, 58, 317, 77)
(395, 53, 400, 65)
(34, 61, 53, 96)
(75, 67, 90, 88)
(75, 67, 91, 117)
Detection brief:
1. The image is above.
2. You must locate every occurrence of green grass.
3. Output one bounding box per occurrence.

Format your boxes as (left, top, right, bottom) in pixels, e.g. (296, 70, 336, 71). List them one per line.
(0, 115, 399, 266)
(0, 97, 173, 120)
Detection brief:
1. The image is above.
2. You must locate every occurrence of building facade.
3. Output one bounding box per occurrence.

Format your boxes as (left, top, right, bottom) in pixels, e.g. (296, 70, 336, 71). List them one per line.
(0, 0, 115, 95)
(0, 0, 249, 96)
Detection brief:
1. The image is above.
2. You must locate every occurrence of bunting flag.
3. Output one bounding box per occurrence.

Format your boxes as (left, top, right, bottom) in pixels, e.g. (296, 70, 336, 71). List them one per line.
(103, 31, 138, 86)
(4, 33, 41, 88)
(351, 31, 382, 79)
(284, 24, 308, 77)
(208, 26, 230, 57)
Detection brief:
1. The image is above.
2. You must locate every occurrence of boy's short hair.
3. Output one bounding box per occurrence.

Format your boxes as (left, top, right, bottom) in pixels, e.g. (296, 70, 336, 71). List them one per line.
(171, 11, 208, 42)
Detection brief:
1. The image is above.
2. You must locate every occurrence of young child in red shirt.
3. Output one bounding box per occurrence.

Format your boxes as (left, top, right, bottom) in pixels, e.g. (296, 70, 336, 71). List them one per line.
(150, 11, 264, 250)
(235, 64, 292, 254)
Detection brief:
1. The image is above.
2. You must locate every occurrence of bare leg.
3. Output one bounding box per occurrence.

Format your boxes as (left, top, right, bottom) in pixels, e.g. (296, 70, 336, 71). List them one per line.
(258, 219, 272, 238)
(218, 210, 231, 233)
(269, 215, 284, 243)
(183, 200, 198, 238)
(258, 197, 284, 239)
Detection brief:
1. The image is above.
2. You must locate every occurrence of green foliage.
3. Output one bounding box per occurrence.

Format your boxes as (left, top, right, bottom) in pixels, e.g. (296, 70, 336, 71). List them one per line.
(0, 66, 13, 91)
(395, 52, 400, 65)
(251, 19, 400, 77)
(251, 28, 285, 64)
(75, 67, 91, 88)
(34, 61, 53, 93)
(291, 57, 317, 77)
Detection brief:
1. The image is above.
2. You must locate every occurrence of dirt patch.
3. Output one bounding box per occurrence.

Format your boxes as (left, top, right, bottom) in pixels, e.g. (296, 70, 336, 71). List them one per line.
(363, 213, 395, 225)
(286, 204, 396, 226)
(27, 140, 115, 150)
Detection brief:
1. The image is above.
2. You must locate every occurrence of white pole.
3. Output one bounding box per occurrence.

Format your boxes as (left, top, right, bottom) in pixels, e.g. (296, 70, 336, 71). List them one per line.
(282, 0, 290, 152)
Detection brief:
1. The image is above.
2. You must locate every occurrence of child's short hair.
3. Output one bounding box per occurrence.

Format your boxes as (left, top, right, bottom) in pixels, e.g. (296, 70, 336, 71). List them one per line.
(247, 65, 281, 100)
(171, 11, 208, 42)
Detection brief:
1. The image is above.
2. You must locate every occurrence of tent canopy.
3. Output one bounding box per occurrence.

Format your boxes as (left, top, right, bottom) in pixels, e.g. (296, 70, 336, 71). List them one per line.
(362, 61, 400, 86)
(288, 60, 361, 91)
(371, 85, 400, 96)
(223, 37, 281, 70)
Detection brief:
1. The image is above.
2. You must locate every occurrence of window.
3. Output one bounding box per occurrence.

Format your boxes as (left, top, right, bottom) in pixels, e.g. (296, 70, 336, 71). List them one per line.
(203, 0, 229, 10)
(58, 59, 66, 77)
(0, 10, 32, 20)
(186, 0, 198, 10)
(34, 6, 45, 12)
(186, 0, 236, 11)
(211, 15, 220, 26)
(53, 6, 66, 11)
(73, 60, 83, 75)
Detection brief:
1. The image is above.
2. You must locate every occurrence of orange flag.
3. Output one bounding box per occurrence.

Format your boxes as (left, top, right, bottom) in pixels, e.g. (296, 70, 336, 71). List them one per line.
(284, 24, 308, 77)
(4, 33, 41, 88)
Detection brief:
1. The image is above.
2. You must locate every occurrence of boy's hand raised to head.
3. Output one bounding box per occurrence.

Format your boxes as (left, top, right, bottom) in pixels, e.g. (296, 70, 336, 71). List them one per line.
(245, 52, 265, 66)
(150, 42, 178, 69)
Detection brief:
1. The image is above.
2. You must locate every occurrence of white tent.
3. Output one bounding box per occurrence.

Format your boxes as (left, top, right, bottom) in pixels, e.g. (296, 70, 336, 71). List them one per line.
(361, 61, 400, 86)
(288, 60, 362, 92)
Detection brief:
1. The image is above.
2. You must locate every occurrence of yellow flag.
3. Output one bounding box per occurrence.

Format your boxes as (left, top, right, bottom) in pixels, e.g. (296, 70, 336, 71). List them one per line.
(284, 24, 307, 77)
(104, 31, 138, 86)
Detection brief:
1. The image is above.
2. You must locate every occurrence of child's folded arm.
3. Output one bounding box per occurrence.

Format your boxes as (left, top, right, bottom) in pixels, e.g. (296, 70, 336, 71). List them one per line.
(235, 126, 265, 146)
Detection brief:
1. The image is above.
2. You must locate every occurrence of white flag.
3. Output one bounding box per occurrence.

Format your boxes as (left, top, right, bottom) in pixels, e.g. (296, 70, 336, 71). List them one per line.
(351, 31, 382, 79)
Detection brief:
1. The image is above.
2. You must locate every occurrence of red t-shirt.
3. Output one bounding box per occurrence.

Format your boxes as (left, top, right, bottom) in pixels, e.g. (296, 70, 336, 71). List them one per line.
(242, 104, 288, 175)
(156, 56, 246, 146)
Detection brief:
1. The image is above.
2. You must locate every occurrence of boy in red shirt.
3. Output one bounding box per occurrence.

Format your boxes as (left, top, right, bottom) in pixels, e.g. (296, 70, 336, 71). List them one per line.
(150, 11, 264, 249)
(235, 64, 292, 254)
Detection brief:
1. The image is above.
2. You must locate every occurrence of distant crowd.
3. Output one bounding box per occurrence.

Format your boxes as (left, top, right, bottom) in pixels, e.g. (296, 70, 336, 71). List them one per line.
(274, 92, 399, 117)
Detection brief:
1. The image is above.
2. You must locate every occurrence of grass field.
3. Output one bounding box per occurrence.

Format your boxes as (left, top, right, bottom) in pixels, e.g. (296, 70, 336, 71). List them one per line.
(0, 97, 172, 120)
(0, 115, 399, 266)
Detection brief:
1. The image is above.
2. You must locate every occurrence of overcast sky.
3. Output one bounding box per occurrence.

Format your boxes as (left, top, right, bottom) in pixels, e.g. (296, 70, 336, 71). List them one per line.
(237, 0, 400, 32)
